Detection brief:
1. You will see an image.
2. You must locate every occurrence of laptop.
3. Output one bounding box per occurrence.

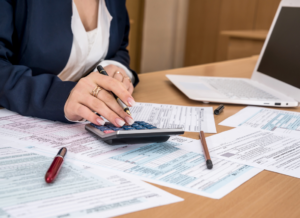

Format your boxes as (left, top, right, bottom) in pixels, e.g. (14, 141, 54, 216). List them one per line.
(167, 0, 300, 108)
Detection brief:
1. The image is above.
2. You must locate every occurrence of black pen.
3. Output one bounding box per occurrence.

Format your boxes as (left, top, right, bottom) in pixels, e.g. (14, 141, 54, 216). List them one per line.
(97, 65, 131, 115)
(214, 104, 224, 115)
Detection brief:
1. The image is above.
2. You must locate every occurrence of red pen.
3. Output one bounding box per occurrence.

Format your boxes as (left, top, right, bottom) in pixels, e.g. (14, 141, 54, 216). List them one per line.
(45, 147, 67, 183)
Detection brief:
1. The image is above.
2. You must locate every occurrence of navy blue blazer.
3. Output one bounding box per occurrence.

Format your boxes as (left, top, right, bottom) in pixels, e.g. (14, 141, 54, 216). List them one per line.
(0, 0, 139, 123)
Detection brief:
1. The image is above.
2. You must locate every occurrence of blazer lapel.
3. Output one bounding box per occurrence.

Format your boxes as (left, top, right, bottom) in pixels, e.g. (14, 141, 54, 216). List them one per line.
(104, 0, 119, 59)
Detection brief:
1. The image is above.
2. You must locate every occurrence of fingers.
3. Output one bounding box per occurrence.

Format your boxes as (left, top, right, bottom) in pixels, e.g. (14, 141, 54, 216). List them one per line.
(103, 64, 134, 93)
(90, 72, 136, 107)
(113, 71, 124, 82)
(103, 65, 116, 77)
(124, 78, 134, 94)
(120, 77, 134, 94)
(64, 91, 106, 126)
(96, 89, 134, 125)
(114, 71, 131, 91)
(128, 83, 134, 94)
(75, 79, 133, 127)
(76, 104, 105, 126)
(64, 70, 135, 126)
(82, 95, 130, 127)
(122, 76, 132, 88)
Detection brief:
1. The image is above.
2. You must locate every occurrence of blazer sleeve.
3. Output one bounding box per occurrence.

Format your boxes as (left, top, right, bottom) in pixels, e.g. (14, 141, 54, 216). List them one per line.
(104, 3, 139, 87)
(0, 0, 76, 123)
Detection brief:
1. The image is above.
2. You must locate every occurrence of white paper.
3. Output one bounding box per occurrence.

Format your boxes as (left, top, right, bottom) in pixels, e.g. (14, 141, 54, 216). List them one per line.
(220, 106, 300, 136)
(0, 142, 182, 218)
(206, 127, 300, 178)
(131, 103, 217, 133)
(0, 109, 135, 156)
(10, 135, 261, 199)
(65, 136, 262, 199)
(0, 109, 259, 199)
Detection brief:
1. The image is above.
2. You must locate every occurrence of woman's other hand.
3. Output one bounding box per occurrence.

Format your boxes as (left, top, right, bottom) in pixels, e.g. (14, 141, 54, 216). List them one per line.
(64, 72, 136, 126)
(104, 64, 134, 94)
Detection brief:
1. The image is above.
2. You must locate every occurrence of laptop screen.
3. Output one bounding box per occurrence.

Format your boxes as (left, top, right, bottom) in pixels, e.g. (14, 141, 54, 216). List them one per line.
(257, 7, 300, 89)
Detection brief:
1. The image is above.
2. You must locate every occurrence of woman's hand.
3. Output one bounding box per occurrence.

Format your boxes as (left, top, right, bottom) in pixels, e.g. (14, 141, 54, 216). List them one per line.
(104, 65, 134, 94)
(64, 72, 136, 127)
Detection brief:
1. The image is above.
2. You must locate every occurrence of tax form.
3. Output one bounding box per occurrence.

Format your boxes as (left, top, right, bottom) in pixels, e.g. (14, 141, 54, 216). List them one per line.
(22, 136, 262, 199)
(131, 103, 217, 133)
(0, 109, 128, 155)
(0, 109, 260, 199)
(91, 137, 262, 199)
(220, 106, 300, 136)
(0, 142, 182, 218)
(206, 127, 300, 178)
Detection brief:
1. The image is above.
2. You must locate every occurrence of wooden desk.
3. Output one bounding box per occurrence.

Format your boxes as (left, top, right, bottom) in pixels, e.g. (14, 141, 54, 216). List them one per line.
(221, 30, 268, 60)
(120, 56, 300, 218)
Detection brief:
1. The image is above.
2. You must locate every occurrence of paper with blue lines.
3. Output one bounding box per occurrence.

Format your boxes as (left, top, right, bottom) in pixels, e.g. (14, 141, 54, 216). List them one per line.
(0, 109, 261, 199)
(220, 106, 300, 136)
(95, 138, 262, 199)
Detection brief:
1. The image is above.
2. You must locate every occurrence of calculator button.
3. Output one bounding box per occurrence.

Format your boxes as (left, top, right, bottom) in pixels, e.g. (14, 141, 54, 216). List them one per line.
(123, 126, 132, 129)
(103, 130, 115, 134)
(132, 125, 142, 128)
(99, 127, 110, 131)
(112, 128, 123, 131)
(135, 127, 146, 130)
(135, 126, 144, 129)
(123, 127, 135, 130)
(91, 121, 158, 132)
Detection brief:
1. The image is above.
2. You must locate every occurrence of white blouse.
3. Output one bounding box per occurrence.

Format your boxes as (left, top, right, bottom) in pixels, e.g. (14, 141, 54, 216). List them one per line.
(58, 0, 134, 83)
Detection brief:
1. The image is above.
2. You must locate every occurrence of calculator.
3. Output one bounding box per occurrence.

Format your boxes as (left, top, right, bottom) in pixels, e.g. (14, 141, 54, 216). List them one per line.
(85, 121, 184, 145)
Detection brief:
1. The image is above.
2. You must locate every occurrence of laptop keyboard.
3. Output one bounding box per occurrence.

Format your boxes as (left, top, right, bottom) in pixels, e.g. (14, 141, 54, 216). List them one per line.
(204, 79, 280, 100)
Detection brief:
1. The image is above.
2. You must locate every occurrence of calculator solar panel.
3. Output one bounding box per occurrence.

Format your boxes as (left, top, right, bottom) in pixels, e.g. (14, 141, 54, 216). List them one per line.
(85, 121, 184, 145)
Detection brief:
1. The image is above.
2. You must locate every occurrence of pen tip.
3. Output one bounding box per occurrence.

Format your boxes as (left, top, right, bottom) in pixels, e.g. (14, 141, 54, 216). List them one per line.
(125, 110, 131, 115)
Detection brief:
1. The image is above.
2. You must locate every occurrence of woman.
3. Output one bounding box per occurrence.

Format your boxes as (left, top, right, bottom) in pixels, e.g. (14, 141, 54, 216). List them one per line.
(0, 0, 138, 127)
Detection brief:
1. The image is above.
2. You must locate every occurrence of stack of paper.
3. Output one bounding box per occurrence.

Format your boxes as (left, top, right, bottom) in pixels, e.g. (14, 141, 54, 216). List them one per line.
(0, 108, 260, 200)
(203, 106, 300, 178)
(0, 140, 182, 218)
(4, 105, 286, 217)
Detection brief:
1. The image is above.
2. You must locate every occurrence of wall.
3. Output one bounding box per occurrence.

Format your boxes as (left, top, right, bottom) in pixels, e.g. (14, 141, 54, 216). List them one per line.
(184, 0, 281, 67)
(126, 0, 145, 73)
(140, 0, 189, 73)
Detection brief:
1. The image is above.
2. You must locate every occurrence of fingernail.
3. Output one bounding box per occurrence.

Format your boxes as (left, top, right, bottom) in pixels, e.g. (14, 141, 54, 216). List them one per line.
(127, 97, 136, 107)
(115, 118, 125, 127)
(97, 118, 105, 126)
(125, 116, 134, 125)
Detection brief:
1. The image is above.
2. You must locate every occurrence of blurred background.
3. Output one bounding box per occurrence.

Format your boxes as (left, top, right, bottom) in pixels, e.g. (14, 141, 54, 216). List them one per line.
(126, 0, 281, 74)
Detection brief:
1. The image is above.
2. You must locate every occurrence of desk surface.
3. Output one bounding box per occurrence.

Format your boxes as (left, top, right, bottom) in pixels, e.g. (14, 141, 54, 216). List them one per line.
(120, 56, 300, 218)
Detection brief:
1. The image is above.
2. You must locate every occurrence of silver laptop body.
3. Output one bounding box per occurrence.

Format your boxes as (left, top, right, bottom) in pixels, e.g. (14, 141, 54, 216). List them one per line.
(167, 0, 300, 108)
